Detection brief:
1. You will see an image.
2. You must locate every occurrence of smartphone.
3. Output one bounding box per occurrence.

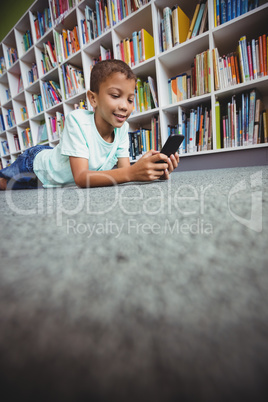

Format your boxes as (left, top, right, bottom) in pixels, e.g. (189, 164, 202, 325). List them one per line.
(156, 134, 184, 163)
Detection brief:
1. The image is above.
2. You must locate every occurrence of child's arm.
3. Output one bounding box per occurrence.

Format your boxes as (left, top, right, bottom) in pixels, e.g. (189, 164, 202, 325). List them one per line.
(69, 150, 174, 188)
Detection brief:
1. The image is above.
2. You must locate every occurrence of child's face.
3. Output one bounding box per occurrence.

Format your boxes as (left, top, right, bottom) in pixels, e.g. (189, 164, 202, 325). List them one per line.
(89, 72, 136, 136)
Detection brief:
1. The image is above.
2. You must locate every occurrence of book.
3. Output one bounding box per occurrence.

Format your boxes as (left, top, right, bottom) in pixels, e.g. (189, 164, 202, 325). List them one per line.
(172, 5, 190, 45)
(187, 2, 201, 39)
(215, 100, 221, 149)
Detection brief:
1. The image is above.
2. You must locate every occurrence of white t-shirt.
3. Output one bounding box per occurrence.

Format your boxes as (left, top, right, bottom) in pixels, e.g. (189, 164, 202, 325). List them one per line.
(33, 109, 129, 188)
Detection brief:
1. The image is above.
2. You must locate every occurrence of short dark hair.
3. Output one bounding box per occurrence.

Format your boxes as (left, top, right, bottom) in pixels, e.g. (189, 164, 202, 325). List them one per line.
(90, 59, 137, 93)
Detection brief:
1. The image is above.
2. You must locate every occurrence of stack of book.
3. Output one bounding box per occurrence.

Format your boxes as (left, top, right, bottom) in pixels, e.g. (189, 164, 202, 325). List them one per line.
(33, 8, 52, 40)
(74, 99, 87, 109)
(215, 89, 268, 149)
(159, 5, 190, 52)
(133, 76, 158, 114)
(80, 2, 110, 45)
(60, 64, 85, 100)
(110, 0, 150, 25)
(92, 45, 113, 64)
(48, 111, 65, 140)
(20, 106, 28, 121)
(41, 41, 57, 74)
(42, 80, 62, 108)
(5, 109, 16, 128)
(178, 105, 212, 154)
(1, 140, 9, 155)
(214, 0, 260, 26)
(28, 63, 38, 85)
(213, 33, 267, 91)
(32, 93, 44, 114)
(128, 115, 160, 160)
(22, 30, 33, 53)
(49, 0, 76, 24)
(168, 49, 211, 103)
(21, 128, 33, 148)
(116, 28, 154, 67)
(186, 1, 208, 40)
(54, 26, 80, 63)
(0, 57, 6, 75)
(6, 47, 18, 67)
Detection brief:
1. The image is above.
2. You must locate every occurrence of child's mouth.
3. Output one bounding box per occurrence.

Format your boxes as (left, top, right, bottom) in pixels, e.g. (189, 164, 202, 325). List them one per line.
(114, 113, 126, 122)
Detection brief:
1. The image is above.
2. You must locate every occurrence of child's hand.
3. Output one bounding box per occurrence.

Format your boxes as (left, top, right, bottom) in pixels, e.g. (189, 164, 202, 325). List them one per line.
(160, 152, 179, 180)
(130, 150, 169, 182)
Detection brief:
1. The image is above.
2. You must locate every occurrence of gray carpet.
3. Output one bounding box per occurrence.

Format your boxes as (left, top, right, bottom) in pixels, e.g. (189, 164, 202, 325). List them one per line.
(0, 166, 268, 402)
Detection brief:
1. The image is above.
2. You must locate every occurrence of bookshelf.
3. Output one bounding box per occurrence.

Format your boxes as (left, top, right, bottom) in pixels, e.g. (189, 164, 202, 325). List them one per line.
(0, 0, 267, 171)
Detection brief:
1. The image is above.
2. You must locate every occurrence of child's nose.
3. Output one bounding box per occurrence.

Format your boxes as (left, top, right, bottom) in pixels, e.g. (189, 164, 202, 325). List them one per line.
(119, 99, 128, 110)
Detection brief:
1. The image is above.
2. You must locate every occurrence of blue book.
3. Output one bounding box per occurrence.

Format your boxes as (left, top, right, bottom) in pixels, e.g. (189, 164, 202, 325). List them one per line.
(227, 0, 232, 20)
(132, 31, 139, 65)
(232, 0, 236, 19)
(192, 3, 205, 37)
(237, 0, 241, 16)
(221, 0, 227, 24)
(95, 0, 102, 36)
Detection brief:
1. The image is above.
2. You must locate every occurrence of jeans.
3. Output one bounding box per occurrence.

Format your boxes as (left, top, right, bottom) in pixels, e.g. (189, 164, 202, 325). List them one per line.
(0, 145, 52, 190)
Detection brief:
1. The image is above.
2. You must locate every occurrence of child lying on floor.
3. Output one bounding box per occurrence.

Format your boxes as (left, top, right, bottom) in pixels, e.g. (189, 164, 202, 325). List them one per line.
(0, 59, 179, 190)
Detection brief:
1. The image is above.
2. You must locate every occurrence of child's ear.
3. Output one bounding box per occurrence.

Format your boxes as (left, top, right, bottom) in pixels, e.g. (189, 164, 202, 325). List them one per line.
(87, 90, 97, 108)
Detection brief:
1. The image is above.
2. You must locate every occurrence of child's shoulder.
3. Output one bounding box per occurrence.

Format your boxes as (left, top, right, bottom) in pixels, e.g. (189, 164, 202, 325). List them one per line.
(69, 109, 94, 120)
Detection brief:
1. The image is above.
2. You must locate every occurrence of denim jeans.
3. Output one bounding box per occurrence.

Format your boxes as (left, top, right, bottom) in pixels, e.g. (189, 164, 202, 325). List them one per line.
(0, 145, 52, 190)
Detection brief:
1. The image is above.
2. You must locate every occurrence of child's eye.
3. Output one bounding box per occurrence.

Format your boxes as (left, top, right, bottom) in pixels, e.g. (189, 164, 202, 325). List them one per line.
(111, 94, 119, 98)
(128, 99, 134, 104)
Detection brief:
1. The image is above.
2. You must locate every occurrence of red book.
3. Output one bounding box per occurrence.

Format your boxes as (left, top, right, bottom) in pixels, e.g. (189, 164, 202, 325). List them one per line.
(259, 35, 264, 77)
(247, 42, 253, 80)
(263, 34, 267, 76)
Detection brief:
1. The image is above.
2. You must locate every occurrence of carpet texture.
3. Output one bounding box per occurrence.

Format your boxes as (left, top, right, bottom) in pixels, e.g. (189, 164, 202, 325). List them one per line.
(0, 166, 268, 402)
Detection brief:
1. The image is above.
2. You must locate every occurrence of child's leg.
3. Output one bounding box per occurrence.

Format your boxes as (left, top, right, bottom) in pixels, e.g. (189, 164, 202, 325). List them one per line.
(0, 145, 52, 190)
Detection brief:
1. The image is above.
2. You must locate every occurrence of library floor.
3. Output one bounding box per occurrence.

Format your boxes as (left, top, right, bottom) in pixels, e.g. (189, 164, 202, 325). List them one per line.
(0, 165, 268, 402)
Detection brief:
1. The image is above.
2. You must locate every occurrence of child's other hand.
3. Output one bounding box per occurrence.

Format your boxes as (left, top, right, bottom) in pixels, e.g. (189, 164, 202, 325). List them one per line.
(160, 152, 179, 180)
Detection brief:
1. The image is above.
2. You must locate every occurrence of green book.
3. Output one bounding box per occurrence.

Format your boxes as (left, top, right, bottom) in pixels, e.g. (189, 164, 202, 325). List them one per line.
(215, 101, 221, 149)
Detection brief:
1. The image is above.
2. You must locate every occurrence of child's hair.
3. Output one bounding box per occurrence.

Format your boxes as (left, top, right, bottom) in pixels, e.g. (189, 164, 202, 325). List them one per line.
(90, 59, 137, 93)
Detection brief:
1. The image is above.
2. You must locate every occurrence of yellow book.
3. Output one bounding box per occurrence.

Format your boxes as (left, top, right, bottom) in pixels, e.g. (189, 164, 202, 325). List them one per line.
(177, 6, 190, 44)
(187, 3, 200, 40)
(141, 29, 154, 62)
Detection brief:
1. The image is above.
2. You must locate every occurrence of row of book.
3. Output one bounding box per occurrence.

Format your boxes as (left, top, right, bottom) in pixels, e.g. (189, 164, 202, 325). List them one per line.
(169, 49, 211, 104)
(159, 2, 208, 53)
(41, 41, 57, 74)
(1, 140, 9, 155)
(20, 106, 28, 122)
(133, 76, 158, 114)
(0, 57, 6, 75)
(28, 63, 38, 85)
(59, 64, 85, 100)
(47, 111, 65, 140)
(21, 128, 33, 148)
(110, 0, 150, 25)
(54, 26, 80, 64)
(32, 93, 44, 115)
(80, 1, 110, 45)
(33, 8, 52, 40)
(92, 45, 113, 64)
(128, 115, 160, 160)
(216, 89, 268, 148)
(21, 30, 33, 53)
(215, 0, 260, 26)
(49, 0, 76, 25)
(178, 105, 213, 154)
(5, 88, 11, 102)
(116, 28, 154, 67)
(213, 33, 268, 91)
(5, 109, 16, 128)
(42, 80, 62, 109)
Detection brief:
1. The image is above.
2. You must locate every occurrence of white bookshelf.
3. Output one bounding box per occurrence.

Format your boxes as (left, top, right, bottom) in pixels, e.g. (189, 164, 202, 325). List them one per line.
(0, 0, 267, 170)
